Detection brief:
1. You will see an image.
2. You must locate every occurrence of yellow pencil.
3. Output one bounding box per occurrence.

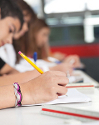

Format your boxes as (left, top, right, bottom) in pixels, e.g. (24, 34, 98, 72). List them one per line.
(18, 51, 44, 74)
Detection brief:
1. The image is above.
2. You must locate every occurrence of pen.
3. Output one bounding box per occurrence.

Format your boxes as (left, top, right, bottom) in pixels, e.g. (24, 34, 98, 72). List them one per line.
(18, 51, 44, 74)
(33, 52, 37, 65)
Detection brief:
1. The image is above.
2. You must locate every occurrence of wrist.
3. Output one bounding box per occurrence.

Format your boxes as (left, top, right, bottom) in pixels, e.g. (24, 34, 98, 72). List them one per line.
(20, 82, 34, 105)
(19, 83, 27, 105)
(0, 85, 15, 109)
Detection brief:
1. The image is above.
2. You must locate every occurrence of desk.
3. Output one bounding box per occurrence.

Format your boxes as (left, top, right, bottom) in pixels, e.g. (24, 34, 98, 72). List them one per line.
(0, 71, 99, 125)
(73, 70, 98, 86)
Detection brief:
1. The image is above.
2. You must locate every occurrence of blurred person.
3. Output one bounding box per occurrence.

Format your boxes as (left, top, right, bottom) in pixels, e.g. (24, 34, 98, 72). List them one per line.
(0, 0, 24, 75)
(14, 19, 82, 73)
(0, 0, 37, 75)
(13, 0, 37, 40)
(0, 0, 69, 110)
(13, 0, 37, 63)
(28, 19, 82, 69)
(14, 18, 73, 74)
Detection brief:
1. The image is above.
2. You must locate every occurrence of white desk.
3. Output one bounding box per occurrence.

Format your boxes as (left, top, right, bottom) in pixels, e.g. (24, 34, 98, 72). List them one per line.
(73, 70, 99, 86)
(0, 71, 99, 125)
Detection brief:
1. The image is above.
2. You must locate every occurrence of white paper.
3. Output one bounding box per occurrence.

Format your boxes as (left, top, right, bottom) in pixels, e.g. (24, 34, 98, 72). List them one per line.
(23, 88, 91, 106)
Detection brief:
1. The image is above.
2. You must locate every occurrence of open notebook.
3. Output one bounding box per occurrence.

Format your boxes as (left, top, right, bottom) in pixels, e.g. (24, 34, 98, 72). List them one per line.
(23, 88, 91, 106)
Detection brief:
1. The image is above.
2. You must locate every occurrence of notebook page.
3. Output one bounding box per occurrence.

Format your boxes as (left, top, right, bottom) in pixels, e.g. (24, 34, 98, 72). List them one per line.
(23, 88, 91, 106)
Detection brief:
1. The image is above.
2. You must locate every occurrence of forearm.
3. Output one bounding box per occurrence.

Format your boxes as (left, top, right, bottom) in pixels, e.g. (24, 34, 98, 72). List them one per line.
(49, 65, 60, 71)
(0, 70, 40, 86)
(0, 64, 19, 75)
(0, 82, 29, 109)
(0, 85, 15, 109)
(0, 71, 69, 109)
(7, 68, 19, 74)
(49, 67, 56, 71)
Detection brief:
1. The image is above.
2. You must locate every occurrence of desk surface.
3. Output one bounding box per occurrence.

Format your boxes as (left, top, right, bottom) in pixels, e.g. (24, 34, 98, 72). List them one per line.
(73, 70, 98, 85)
(0, 71, 99, 125)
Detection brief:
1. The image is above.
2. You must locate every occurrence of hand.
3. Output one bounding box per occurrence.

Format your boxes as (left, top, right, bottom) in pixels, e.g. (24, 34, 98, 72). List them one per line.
(64, 55, 81, 68)
(50, 63, 73, 75)
(53, 52, 66, 61)
(21, 71, 69, 105)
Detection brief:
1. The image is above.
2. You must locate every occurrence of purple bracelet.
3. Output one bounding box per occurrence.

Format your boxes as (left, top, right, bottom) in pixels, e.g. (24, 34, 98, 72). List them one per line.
(13, 82, 22, 107)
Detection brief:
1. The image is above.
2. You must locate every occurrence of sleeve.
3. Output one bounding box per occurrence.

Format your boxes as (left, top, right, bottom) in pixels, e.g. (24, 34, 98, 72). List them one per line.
(0, 58, 6, 70)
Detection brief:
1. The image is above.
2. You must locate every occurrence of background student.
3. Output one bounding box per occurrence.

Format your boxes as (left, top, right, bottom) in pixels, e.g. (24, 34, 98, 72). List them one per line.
(0, 0, 37, 75)
(13, 19, 81, 73)
(27, 19, 82, 69)
(0, 0, 24, 75)
(0, 0, 68, 110)
(13, 0, 37, 40)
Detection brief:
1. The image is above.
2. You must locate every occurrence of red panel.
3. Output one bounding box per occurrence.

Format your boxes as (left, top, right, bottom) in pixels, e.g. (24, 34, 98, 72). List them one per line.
(51, 43, 99, 58)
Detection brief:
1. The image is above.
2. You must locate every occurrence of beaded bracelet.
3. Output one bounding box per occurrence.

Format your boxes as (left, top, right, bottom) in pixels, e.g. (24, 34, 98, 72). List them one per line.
(13, 82, 22, 107)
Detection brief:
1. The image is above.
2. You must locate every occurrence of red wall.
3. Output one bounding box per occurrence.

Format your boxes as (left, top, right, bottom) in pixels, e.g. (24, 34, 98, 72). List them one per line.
(51, 43, 99, 58)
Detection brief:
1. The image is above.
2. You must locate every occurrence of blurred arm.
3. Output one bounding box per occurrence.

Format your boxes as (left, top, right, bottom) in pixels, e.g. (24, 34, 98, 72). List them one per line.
(0, 70, 40, 86)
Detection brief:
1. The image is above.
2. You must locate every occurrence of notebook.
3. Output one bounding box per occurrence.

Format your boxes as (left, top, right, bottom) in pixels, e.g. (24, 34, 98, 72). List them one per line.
(23, 88, 91, 106)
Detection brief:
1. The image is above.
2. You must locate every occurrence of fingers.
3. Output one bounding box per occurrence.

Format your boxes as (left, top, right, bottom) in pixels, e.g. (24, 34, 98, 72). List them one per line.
(56, 86, 68, 95)
(53, 71, 66, 77)
(47, 71, 66, 77)
(55, 76, 69, 85)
